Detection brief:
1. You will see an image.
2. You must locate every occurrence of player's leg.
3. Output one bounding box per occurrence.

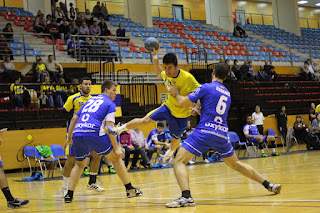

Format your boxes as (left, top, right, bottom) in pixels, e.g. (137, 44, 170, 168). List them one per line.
(0, 166, 29, 209)
(62, 145, 76, 197)
(266, 135, 279, 156)
(106, 150, 142, 197)
(86, 151, 105, 192)
(255, 136, 267, 157)
(102, 156, 116, 174)
(223, 153, 281, 194)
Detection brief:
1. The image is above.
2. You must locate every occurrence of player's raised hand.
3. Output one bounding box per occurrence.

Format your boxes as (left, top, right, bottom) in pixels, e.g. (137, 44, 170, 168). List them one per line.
(64, 138, 73, 149)
(189, 107, 199, 116)
(152, 46, 160, 57)
(115, 148, 124, 159)
(168, 83, 179, 96)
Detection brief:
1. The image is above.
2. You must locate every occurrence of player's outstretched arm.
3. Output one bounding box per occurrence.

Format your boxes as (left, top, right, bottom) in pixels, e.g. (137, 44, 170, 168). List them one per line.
(168, 84, 193, 107)
(65, 115, 79, 148)
(153, 47, 162, 79)
(106, 121, 124, 159)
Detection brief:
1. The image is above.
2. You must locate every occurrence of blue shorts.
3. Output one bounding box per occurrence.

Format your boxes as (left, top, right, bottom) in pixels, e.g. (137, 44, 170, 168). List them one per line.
(65, 144, 76, 156)
(182, 128, 234, 159)
(148, 105, 188, 139)
(249, 136, 267, 144)
(73, 134, 113, 161)
(0, 156, 3, 167)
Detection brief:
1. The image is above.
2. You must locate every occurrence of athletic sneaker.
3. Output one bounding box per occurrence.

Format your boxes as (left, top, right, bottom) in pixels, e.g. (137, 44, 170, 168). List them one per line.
(7, 198, 29, 209)
(165, 197, 195, 208)
(86, 183, 105, 192)
(271, 152, 280, 156)
(204, 159, 210, 163)
(109, 167, 116, 174)
(61, 188, 68, 198)
(268, 183, 281, 194)
(126, 187, 143, 198)
(188, 160, 195, 165)
(83, 168, 90, 176)
(64, 194, 73, 203)
(261, 153, 268, 157)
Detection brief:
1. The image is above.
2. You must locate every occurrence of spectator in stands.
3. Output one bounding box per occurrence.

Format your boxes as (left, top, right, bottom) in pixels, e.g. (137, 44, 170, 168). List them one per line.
(3, 56, 20, 81)
(10, 77, 26, 108)
(69, 2, 74, 12)
(80, 37, 92, 61)
(67, 37, 78, 56)
(231, 59, 241, 80)
(55, 7, 65, 24)
(276, 105, 288, 142)
(309, 103, 316, 122)
(79, 21, 90, 36)
(99, 18, 112, 36)
(293, 115, 314, 149)
(90, 21, 101, 36)
(45, 55, 63, 83)
(257, 65, 270, 81)
(90, 37, 99, 60)
(306, 59, 318, 81)
(268, 66, 278, 81)
(84, 9, 93, 26)
(56, 78, 68, 102)
(252, 105, 265, 135)
(76, 15, 84, 27)
(34, 14, 47, 33)
(240, 61, 253, 81)
(0, 35, 13, 60)
(219, 57, 224, 63)
(59, 20, 71, 41)
(248, 61, 254, 78)
(69, 21, 79, 36)
(100, 3, 110, 20)
(70, 78, 80, 94)
(129, 128, 154, 169)
(116, 24, 129, 43)
(147, 122, 170, 158)
(75, 8, 81, 18)
(48, 20, 59, 39)
(100, 39, 117, 62)
(59, 2, 68, 16)
(46, 14, 52, 25)
(225, 59, 237, 82)
(2, 23, 13, 42)
(40, 76, 55, 108)
(35, 58, 48, 82)
(67, 7, 77, 22)
(92, 1, 103, 19)
(233, 23, 247, 38)
(300, 61, 313, 81)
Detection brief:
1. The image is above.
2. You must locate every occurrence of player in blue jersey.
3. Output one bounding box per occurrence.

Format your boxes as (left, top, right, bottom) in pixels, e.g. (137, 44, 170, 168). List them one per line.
(243, 115, 279, 157)
(147, 122, 170, 157)
(165, 63, 281, 208)
(64, 80, 142, 203)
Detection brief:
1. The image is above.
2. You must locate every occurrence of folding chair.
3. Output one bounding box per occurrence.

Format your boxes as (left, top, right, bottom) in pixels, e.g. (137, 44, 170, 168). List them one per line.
(35, 148, 58, 179)
(228, 131, 248, 157)
(50, 144, 67, 174)
(23, 146, 36, 174)
(267, 129, 285, 151)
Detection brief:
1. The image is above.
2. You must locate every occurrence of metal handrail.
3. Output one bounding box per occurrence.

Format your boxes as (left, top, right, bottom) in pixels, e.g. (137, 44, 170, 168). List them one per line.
(300, 18, 320, 29)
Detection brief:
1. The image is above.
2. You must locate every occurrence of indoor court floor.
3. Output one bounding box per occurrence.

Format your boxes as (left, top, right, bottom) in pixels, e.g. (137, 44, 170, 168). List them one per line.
(1, 146, 320, 212)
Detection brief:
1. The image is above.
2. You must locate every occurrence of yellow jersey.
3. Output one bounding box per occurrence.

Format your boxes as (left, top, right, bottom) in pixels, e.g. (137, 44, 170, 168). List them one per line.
(161, 69, 200, 118)
(63, 92, 92, 116)
(36, 63, 46, 71)
(316, 104, 320, 113)
(10, 83, 26, 94)
(41, 83, 55, 94)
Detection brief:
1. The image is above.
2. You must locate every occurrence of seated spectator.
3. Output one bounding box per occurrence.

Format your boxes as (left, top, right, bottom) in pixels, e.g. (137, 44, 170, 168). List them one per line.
(119, 130, 139, 169)
(300, 61, 313, 81)
(257, 65, 271, 81)
(67, 37, 79, 56)
(100, 3, 110, 20)
(40, 76, 55, 108)
(240, 61, 253, 81)
(35, 58, 48, 82)
(293, 115, 314, 150)
(84, 9, 93, 26)
(48, 20, 59, 39)
(3, 56, 20, 81)
(0, 35, 13, 60)
(233, 23, 247, 38)
(55, 78, 68, 102)
(59, 20, 71, 41)
(231, 59, 241, 80)
(264, 60, 272, 72)
(224, 59, 236, 82)
(69, 20, 79, 36)
(46, 14, 52, 25)
(2, 23, 13, 42)
(268, 66, 278, 81)
(100, 39, 117, 62)
(311, 113, 320, 138)
(310, 103, 316, 122)
(55, 7, 65, 24)
(99, 18, 113, 36)
(10, 77, 26, 108)
(28, 55, 41, 80)
(116, 24, 129, 43)
(45, 55, 63, 83)
(34, 14, 47, 33)
(75, 8, 81, 18)
(70, 78, 80, 94)
(306, 59, 318, 81)
(76, 14, 83, 27)
(243, 115, 279, 157)
(92, 1, 103, 19)
(147, 123, 170, 158)
(67, 7, 77, 22)
(79, 21, 90, 35)
(248, 61, 254, 79)
(79, 37, 92, 61)
(59, 2, 68, 16)
(90, 21, 101, 36)
(129, 128, 154, 169)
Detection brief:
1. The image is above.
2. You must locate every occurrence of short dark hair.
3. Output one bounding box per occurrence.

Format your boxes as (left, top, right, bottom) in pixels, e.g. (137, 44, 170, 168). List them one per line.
(101, 79, 117, 93)
(48, 55, 52, 58)
(246, 114, 252, 119)
(157, 122, 164, 128)
(80, 77, 91, 84)
(214, 63, 230, 80)
(163, 53, 178, 66)
(234, 60, 238, 64)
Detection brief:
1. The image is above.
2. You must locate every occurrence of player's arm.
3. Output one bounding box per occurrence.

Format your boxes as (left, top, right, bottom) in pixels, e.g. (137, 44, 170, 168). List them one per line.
(65, 115, 79, 147)
(0, 128, 7, 146)
(153, 47, 162, 79)
(170, 84, 193, 107)
(106, 121, 124, 159)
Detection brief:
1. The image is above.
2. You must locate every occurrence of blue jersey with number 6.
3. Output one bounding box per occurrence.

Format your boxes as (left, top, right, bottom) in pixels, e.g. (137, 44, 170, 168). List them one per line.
(74, 94, 116, 136)
(187, 81, 231, 137)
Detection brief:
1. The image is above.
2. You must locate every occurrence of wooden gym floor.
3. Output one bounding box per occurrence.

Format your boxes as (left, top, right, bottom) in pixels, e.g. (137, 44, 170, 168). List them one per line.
(1, 145, 320, 212)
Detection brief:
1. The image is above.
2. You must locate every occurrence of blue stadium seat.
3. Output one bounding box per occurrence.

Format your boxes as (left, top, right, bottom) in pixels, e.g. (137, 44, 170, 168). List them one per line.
(21, 50, 32, 56)
(9, 43, 20, 50)
(121, 52, 130, 57)
(132, 32, 139, 37)
(166, 48, 174, 52)
(175, 48, 183, 53)
(32, 50, 43, 56)
(21, 44, 33, 50)
(12, 50, 20, 55)
(120, 47, 130, 52)
(142, 53, 150, 58)
(178, 53, 186, 59)
(132, 53, 142, 58)
(110, 46, 118, 52)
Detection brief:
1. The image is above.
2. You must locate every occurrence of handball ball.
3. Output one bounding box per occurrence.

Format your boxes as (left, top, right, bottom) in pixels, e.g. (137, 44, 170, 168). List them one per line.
(144, 37, 159, 52)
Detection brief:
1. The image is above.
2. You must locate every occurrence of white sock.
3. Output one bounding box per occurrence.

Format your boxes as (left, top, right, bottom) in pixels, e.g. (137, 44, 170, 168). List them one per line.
(90, 172, 97, 176)
(260, 149, 265, 154)
(62, 176, 69, 189)
(272, 148, 276, 153)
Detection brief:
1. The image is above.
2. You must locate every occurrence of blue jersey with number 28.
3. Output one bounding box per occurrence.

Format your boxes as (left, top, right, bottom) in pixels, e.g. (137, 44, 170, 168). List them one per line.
(74, 94, 116, 136)
(187, 81, 231, 137)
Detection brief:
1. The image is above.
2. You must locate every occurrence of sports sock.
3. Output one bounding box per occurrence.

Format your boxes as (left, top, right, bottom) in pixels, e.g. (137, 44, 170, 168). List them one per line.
(62, 176, 69, 189)
(262, 180, 270, 189)
(124, 182, 134, 190)
(182, 190, 191, 198)
(89, 172, 97, 185)
(272, 148, 276, 153)
(1, 187, 14, 201)
(66, 190, 74, 198)
(260, 149, 265, 154)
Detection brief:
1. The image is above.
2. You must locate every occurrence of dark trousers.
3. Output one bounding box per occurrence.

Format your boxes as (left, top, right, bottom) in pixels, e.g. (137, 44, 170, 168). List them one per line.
(279, 126, 287, 143)
(257, 125, 264, 135)
(124, 147, 155, 167)
(300, 71, 313, 81)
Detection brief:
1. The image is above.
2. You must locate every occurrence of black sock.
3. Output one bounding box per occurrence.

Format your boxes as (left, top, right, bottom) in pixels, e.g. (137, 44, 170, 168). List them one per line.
(125, 182, 134, 190)
(2, 187, 14, 201)
(262, 180, 270, 189)
(182, 190, 191, 198)
(66, 190, 74, 198)
(88, 174, 97, 185)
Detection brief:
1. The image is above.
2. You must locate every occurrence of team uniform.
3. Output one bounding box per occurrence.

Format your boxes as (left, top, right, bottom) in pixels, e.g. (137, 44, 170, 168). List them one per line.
(0, 156, 3, 167)
(147, 129, 168, 148)
(182, 81, 234, 159)
(73, 94, 116, 161)
(148, 69, 200, 139)
(243, 124, 267, 143)
(63, 92, 92, 156)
